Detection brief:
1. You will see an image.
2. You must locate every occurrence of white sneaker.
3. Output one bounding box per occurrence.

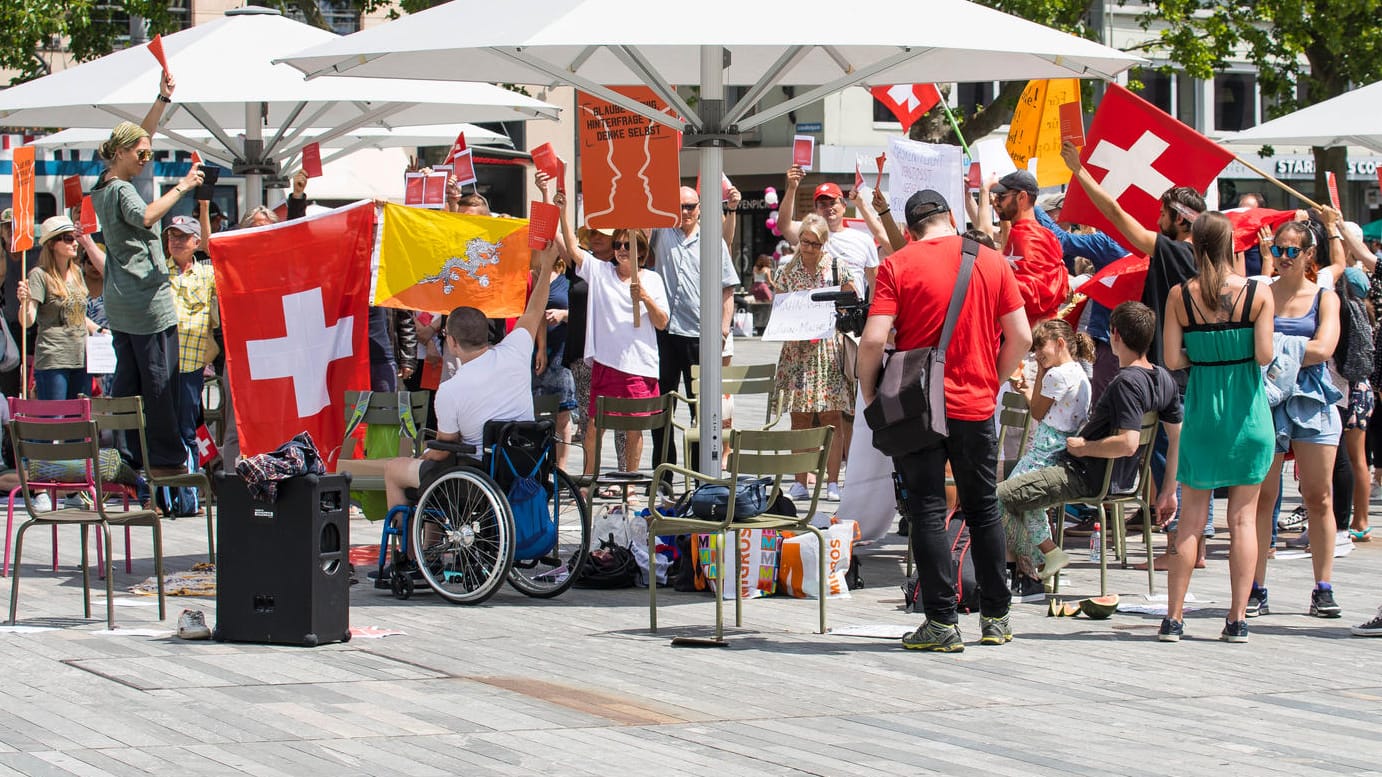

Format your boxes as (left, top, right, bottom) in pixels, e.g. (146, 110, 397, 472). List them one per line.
(176, 609, 212, 640)
(28, 493, 52, 512)
(825, 483, 842, 502)
(787, 482, 810, 502)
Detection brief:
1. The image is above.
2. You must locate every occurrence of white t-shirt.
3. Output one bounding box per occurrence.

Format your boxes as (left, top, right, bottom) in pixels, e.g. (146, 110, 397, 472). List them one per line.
(434, 328, 536, 447)
(576, 255, 668, 378)
(825, 226, 880, 294)
(1040, 360, 1092, 434)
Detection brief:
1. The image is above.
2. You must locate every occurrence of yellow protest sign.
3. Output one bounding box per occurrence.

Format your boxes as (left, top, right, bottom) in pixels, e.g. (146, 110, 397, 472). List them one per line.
(1006, 78, 1079, 188)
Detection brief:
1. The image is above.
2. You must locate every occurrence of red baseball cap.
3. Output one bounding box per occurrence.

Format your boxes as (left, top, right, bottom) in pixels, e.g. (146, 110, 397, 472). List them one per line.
(813, 182, 843, 201)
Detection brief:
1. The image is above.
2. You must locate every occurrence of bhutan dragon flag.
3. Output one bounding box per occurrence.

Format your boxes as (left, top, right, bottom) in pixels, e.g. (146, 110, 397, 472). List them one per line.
(373, 203, 530, 316)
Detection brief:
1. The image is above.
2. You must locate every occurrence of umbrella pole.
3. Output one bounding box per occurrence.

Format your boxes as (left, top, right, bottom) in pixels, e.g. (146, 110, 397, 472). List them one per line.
(696, 45, 726, 476)
(1234, 155, 1323, 210)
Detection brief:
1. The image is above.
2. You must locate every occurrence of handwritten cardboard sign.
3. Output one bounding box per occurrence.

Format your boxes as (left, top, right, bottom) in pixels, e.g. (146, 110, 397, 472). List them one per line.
(885, 137, 964, 223)
(760, 287, 839, 342)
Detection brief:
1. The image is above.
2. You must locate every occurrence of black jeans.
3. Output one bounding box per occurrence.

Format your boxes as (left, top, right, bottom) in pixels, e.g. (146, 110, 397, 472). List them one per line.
(112, 326, 185, 468)
(652, 330, 699, 472)
(893, 418, 1009, 623)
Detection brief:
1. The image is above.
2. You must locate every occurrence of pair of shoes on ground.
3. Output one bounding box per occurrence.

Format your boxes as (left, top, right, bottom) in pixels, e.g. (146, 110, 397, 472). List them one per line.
(902, 616, 1012, 652)
(1157, 617, 1249, 643)
(786, 482, 841, 502)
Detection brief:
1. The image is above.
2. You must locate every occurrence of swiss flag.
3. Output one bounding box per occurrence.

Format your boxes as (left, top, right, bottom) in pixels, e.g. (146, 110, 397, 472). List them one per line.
(1061, 84, 1235, 253)
(870, 84, 941, 132)
(207, 202, 374, 467)
(1224, 208, 1297, 253)
(1076, 254, 1146, 309)
(194, 424, 219, 466)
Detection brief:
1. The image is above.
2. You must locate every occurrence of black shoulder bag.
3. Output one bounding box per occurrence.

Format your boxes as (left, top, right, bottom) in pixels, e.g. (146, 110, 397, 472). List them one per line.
(863, 237, 979, 458)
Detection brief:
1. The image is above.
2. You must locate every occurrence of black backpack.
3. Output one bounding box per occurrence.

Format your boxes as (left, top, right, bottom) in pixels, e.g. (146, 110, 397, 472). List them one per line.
(902, 508, 978, 614)
(1334, 274, 1374, 382)
(572, 534, 638, 589)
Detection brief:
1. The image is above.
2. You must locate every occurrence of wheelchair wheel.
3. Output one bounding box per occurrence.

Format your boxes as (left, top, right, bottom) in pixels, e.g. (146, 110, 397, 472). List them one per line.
(507, 469, 591, 598)
(410, 467, 514, 605)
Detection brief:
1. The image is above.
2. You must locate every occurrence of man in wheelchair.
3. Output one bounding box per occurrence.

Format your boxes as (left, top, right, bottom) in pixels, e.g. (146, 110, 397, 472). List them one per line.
(383, 243, 557, 512)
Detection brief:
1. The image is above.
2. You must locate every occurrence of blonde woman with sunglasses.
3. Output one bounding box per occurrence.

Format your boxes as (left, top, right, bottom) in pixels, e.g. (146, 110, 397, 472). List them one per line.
(88, 73, 205, 476)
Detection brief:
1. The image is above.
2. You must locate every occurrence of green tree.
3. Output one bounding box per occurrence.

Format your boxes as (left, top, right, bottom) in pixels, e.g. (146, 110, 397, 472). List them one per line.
(0, 1, 179, 85)
(1138, 0, 1382, 208)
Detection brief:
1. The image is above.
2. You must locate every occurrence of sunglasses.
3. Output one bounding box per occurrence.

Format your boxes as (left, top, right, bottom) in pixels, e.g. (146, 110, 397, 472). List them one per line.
(1270, 245, 1304, 259)
(679, 203, 699, 212)
(53, 233, 78, 244)
(613, 241, 639, 250)
(798, 238, 824, 248)
(133, 149, 154, 162)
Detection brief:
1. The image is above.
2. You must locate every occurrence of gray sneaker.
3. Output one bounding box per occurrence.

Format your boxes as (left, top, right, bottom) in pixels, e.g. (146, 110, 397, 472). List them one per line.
(176, 609, 211, 640)
(901, 619, 964, 652)
(980, 614, 1013, 645)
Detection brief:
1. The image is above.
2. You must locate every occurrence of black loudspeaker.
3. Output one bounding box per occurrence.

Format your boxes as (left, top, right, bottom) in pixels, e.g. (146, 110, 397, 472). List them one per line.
(213, 472, 352, 646)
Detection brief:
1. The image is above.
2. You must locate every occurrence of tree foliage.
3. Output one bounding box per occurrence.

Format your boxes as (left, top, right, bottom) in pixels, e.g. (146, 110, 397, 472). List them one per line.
(0, 1, 180, 84)
(1137, 0, 1382, 205)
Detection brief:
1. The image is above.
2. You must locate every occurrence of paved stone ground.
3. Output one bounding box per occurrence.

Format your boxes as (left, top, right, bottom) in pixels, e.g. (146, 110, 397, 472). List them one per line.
(0, 336, 1379, 776)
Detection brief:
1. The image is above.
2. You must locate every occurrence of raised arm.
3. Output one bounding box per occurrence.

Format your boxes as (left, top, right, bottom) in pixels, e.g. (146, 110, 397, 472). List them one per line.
(514, 244, 557, 339)
(1060, 141, 1158, 256)
(77, 234, 105, 275)
(140, 72, 175, 136)
(553, 188, 582, 271)
(722, 185, 740, 249)
(141, 163, 202, 228)
(871, 186, 906, 252)
(780, 165, 805, 244)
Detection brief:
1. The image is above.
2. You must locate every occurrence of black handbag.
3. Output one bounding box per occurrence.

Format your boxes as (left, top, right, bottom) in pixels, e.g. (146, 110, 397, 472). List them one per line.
(863, 237, 979, 458)
(675, 475, 775, 521)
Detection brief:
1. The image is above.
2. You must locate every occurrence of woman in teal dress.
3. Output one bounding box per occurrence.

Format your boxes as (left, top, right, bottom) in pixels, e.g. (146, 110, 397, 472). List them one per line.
(1163, 211, 1275, 643)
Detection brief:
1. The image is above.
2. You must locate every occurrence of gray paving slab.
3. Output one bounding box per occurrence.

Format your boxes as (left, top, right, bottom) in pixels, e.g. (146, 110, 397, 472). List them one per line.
(0, 337, 1379, 774)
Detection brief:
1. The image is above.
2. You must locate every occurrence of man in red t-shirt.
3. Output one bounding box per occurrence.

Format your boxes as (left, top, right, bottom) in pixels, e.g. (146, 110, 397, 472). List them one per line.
(858, 189, 1032, 652)
(992, 170, 1067, 326)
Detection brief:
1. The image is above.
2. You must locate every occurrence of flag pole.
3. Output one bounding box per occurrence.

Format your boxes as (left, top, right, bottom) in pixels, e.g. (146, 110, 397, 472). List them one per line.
(935, 91, 973, 159)
(1234, 155, 1323, 210)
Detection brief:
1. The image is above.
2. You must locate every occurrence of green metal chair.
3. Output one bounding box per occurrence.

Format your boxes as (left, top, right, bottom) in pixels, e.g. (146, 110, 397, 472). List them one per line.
(333, 390, 431, 518)
(582, 393, 675, 513)
(648, 425, 834, 641)
(670, 363, 784, 488)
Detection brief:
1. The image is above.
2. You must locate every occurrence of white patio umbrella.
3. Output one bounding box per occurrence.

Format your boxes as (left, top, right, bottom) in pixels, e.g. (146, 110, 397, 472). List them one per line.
(1223, 80, 1382, 154)
(280, 0, 1144, 473)
(0, 6, 557, 209)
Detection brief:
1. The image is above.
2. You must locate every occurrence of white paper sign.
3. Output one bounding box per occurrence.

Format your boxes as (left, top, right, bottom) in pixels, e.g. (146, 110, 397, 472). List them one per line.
(885, 137, 964, 227)
(974, 137, 1018, 187)
(86, 332, 116, 374)
(760, 287, 838, 342)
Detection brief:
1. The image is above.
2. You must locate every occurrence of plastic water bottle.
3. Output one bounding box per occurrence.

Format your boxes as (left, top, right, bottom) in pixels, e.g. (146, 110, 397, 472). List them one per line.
(1089, 522, 1103, 563)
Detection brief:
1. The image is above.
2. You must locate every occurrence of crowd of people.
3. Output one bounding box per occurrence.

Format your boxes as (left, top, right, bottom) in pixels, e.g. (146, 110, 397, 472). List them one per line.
(4, 81, 1382, 647)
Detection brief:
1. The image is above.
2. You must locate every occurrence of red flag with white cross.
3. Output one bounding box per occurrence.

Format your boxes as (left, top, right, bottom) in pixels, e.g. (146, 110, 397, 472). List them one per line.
(869, 84, 941, 132)
(1061, 84, 1235, 253)
(194, 424, 219, 466)
(207, 202, 374, 466)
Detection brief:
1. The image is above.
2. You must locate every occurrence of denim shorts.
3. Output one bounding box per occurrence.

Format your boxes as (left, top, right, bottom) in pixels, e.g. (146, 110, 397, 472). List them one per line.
(1276, 404, 1342, 452)
(533, 363, 577, 411)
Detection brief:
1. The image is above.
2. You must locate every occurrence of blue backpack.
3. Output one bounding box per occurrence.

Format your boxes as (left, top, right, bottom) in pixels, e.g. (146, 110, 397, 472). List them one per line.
(487, 421, 558, 561)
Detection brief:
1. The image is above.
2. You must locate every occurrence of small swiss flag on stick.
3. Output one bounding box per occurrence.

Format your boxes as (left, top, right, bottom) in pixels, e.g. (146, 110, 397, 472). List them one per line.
(194, 425, 219, 466)
(443, 132, 467, 165)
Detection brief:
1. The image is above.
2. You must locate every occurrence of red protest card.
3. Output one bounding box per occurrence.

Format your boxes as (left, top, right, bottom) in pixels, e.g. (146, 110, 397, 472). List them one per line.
(301, 143, 323, 178)
(530, 143, 561, 180)
(451, 150, 477, 187)
(967, 161, 981, 191)
(63, 175, 83, 209)
(875, 153, 886, 189)
(79, 196, 98, 235)
(444, 131, 467, 165)
(404, 172, 425, 206)
(556, 157, 567, 193)
(792, 135, 815, 170)
(9, 145, 34, 252)
(1059, 101, 1085, 147)
(423, 172, 448, 208)
(721, 172, 733, 201)
(190, 151, 202, 165)
(147, 35, 169, 75)
(854, 159, 864, 193)
(1327, 171, 1341, 209)
(528, 201, 560, 250)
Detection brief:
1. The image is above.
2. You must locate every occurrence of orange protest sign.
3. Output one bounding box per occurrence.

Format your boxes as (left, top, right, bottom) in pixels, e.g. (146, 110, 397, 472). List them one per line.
(1005, 78, 1079, 188)
(577, 86, 680, 229)
(10, 146, 35, 253)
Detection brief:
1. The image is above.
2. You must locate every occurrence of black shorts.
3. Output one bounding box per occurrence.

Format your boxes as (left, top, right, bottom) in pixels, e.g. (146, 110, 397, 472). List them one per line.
(415, 455, 483, 499)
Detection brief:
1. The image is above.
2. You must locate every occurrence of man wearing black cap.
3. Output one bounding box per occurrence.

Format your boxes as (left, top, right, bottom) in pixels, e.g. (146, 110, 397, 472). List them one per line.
(858, 189, 1032, 652)
(990, 170, 1067, 326)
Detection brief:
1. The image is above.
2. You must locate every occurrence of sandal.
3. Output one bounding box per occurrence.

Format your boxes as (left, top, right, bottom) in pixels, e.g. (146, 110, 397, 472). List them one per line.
(1349, 528, 1372, 542)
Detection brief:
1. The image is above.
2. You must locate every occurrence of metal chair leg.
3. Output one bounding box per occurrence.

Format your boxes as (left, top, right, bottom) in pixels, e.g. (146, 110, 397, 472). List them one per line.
(1097, 504, 1108, 597)
(8, 522, 29, 624)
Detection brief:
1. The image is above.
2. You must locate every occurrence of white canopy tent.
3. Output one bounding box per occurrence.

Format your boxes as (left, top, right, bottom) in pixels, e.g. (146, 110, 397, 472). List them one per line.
(1224, 80, 1382, 154)
(281, 0, 1144, 473)
(0, 7, 557, 209)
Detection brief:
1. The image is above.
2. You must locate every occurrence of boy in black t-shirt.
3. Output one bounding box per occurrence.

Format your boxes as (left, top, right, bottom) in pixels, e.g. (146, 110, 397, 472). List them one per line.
(998, 302, 1184, 585)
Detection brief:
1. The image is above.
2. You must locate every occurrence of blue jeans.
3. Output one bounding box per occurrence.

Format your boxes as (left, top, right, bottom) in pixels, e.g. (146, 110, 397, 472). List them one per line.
(177, 370, 205, 452)
(33, 368, 87, 400)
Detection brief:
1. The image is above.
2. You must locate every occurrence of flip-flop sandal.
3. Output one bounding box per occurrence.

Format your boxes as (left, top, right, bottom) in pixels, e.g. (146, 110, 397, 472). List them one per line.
(1349, 528, 1372, 542)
